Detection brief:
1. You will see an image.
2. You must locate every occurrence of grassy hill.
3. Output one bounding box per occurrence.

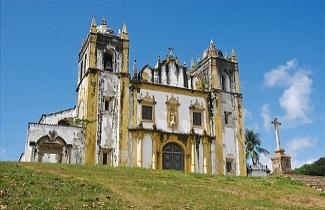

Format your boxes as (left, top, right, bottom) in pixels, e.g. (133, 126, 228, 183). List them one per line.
(0, 162, 324, 210)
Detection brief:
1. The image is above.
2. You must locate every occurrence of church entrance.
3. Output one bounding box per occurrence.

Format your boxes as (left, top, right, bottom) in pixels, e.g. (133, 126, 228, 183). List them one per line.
(162, 143, 184, 171)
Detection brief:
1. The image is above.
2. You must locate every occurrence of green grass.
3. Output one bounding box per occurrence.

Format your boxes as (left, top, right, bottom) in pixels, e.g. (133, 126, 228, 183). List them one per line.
(1, 162, 324, 210)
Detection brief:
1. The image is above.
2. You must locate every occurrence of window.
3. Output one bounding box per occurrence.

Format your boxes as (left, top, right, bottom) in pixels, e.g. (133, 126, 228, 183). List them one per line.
(221, 75, 226, 91)
(189, 99, 205, 128)
(193, 112, 202, 126)
(104, 53, 113, 71)
(224, 112, 232, 125)
(104, 100, 109, 111)
(142, 105, 153, 121)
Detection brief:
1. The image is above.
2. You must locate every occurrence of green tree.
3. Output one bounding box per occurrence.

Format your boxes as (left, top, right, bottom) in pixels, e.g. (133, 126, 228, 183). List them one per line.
(295, 157, 325, 176)
(245, 129, 270, 165)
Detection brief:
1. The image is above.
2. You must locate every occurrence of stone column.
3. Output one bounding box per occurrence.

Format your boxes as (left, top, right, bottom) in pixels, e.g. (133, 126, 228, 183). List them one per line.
(203, 137, 209, 174)
(190, 138, 196, 172)
(136, 131, 144, 167)
(152, 132, 158, 169)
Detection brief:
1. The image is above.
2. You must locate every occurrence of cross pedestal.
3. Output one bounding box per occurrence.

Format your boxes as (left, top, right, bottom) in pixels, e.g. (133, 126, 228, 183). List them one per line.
(271, 148, 292, 174)
(270, 118, 292, 174)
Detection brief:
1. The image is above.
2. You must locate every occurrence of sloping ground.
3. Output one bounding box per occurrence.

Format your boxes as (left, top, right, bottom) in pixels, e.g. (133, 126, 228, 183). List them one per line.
(286, 174, 325, 192)
(0, 162, 324, 210)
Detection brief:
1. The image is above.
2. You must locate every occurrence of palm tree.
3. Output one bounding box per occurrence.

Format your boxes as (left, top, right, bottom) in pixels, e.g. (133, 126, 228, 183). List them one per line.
(245, 129, 270, 165)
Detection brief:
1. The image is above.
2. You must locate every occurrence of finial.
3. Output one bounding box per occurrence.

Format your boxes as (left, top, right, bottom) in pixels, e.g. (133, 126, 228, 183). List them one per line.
(197, 55, 200, 63)
(183, 61, 187, 67)
(133, 59, 137, 79)
(121, 22, 128, 40)
(157, 55, 161, 62)
(191, 59, 196, 68)
(231, 47, 237, 63)
(90, 16, 97, 33)
(168, 47, 174, 56)
(210, 38, 214, 47)
(122, 22, 127, 34)
(101, 17, 107, 25)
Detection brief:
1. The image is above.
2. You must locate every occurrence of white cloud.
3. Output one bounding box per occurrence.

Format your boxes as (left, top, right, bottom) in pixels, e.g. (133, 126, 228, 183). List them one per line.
(264, 59, 297, 87)
(279, 71, 312, 125)
(260, 104, 272, 131)
(286, 137, 317, 169)
(263, 59, 313, 127)
(287, 137, 317, 154)
(243, 108, 253, 121)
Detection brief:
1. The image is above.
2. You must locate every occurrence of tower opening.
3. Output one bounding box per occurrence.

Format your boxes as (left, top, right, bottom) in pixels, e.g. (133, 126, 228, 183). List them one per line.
(103, 53, 113, 71)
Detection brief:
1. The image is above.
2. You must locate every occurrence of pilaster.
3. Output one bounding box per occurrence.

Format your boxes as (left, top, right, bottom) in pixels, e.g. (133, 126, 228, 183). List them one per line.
(214, 92, 224, 175)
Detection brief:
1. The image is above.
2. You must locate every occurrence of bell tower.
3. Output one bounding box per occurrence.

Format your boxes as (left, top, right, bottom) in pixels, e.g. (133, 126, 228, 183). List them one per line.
(76, 17, 130, 165)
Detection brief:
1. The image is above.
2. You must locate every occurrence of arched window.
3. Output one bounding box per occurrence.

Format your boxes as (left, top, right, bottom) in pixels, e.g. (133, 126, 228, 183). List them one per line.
(58, 119, 70, 126)
(103, 53, 113, 71)
(221, 75, 226, 91)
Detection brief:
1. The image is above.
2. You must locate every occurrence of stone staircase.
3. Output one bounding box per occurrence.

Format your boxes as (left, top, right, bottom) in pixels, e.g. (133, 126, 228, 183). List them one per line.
(286, 174, 325, 192)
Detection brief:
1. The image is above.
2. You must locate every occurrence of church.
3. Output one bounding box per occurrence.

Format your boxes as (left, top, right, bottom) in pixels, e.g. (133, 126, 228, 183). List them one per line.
(21, 17, 247, 176)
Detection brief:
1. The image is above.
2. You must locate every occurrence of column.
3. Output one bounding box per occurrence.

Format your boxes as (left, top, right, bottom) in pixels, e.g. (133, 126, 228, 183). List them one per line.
(152, 132, 157, 169)
(202, 136, 209, 174)
(191, 139, 196, 172)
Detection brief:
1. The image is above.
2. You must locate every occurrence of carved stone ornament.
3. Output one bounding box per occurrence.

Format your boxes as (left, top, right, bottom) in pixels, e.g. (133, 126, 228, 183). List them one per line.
(166, 95, 180, 129)
(48, 130, 57, 141)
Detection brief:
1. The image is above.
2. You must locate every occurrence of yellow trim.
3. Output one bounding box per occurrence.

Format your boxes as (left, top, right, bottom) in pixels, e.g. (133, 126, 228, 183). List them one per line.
(119, 76, 130, 165)
(215, 92, 224, 175)
(236, 97, 247, 176)
(84, 33, 98, 165)
(159, 137, 188, 171)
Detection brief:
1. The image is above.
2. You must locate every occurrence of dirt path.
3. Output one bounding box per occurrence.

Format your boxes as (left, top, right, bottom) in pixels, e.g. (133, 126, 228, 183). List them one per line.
(286, 174, 325, 192)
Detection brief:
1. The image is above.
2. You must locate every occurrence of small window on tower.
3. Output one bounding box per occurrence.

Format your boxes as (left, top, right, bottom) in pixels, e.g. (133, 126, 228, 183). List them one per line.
(193, 112, 202, 126)
(224, 112, 232, 125)
(104, 100, 110, 111)
(104, 53, 113, 71)
(221, 75, 226, 91)
(142, 105, 153, 121)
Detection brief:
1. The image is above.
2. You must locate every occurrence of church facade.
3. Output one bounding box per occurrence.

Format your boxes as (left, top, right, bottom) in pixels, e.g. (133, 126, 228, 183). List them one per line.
(21, 17, 247, 176)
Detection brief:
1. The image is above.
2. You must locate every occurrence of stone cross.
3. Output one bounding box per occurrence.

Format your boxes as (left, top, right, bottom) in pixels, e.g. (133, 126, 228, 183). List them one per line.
(271, 117, 282, 149)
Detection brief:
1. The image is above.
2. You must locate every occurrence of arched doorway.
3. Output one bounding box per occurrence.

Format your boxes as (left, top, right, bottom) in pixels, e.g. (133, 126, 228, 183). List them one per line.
(162, 143, 184, 171)
(35, 133, 67, 163)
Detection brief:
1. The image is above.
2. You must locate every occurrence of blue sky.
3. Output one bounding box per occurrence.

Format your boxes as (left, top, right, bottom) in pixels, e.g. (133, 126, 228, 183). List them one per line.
(1, 0, 324, 168)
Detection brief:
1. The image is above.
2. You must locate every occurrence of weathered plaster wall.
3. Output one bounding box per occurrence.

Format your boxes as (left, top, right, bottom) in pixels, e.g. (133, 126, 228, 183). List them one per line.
(138, 89, 207, 134)
(39, 108, 76, 124)
(142, 133, 152, 168)
(23, 123, 85, 164)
